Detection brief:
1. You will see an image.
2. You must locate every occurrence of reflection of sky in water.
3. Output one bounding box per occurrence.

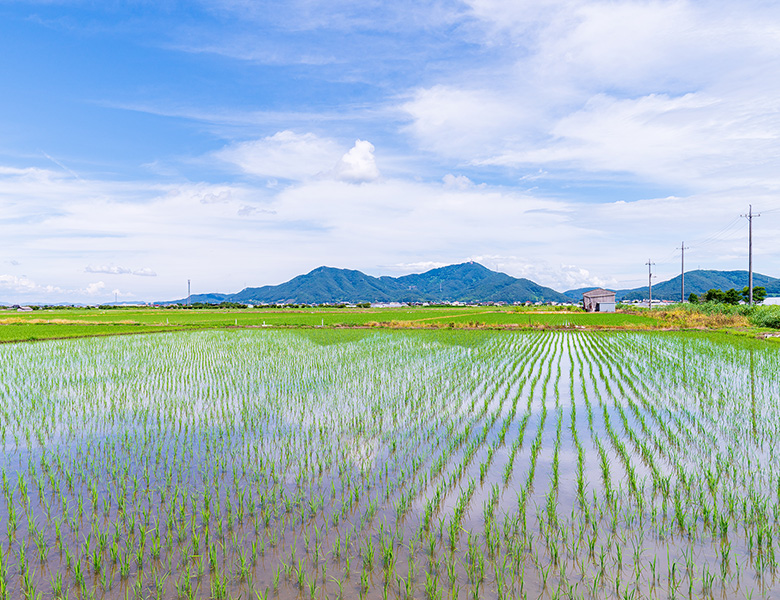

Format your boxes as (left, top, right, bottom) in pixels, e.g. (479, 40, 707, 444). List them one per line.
(0, 330, 779, 598)
(1, 331, 778, 458)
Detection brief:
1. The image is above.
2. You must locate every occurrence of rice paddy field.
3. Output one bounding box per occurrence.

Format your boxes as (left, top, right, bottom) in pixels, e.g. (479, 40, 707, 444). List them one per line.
(1, 329, 779, 600)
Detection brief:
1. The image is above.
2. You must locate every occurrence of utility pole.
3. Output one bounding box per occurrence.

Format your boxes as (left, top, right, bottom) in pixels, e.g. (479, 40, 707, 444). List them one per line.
(677, 242, 690, 303)
(646, 259, 655, 309)
(741, 205, 761, 305)
(187, 279, 191, 306)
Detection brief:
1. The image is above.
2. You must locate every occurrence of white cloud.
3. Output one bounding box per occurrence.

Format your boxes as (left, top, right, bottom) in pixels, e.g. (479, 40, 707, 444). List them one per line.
(384, 261, 450, 273)
(132, 268, 157, 277)
(0, 274, 40, 294)
(216, 130, 341, 180)
(7, 0, 780, 306)
(442, 174, 477, 190)
(401, 0, 780, 191)
(84, 282, 106, 296)
(402, 86, 526, 160)
(0, 274, 65, 298)
(86, 265, 132, 275)
(330, 140, 380, 183)
(460, 255, 614, 291)
(199, 190, 232, 204)
(85, 265, 157, 277)
(1, 139, 779, 305)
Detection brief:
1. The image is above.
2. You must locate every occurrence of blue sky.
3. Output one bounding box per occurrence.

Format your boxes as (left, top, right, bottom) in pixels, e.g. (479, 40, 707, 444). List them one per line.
(1, 0, 779, 303)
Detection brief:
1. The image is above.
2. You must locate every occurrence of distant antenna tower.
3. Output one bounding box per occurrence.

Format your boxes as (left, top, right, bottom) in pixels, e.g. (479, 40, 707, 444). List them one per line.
(187, 279, 191, 306)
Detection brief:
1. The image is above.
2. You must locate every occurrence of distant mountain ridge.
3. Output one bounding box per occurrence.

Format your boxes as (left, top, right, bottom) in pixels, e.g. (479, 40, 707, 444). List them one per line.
(165, 264, 780, 306)
(562, 270, 780, 302)
(166, 262, 572, 305)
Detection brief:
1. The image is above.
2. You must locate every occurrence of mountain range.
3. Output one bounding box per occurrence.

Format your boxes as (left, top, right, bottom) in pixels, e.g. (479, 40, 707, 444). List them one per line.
(168, 262, 572, 305)
(164, 263, 780, 305)
(563, 270, 780, 302)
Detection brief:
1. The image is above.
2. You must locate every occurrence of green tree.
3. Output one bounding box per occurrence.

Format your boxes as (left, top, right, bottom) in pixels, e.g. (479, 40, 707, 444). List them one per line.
(724, 288, 741, 305)
(702, 288, 726, 303)
(741, 286, 767, 304)
(688, 292, 699, 304)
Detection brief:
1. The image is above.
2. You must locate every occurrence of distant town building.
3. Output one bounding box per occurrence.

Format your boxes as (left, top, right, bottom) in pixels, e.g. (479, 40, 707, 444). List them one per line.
(583, 288, 616, 313)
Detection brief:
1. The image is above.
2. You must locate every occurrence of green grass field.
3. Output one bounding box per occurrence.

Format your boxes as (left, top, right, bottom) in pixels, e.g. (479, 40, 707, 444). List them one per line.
(0, 322, 185, 342)
(0, 306, 660, 344)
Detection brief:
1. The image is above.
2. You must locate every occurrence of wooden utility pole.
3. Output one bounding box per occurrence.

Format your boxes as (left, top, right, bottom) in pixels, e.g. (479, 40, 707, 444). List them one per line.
(677, 242, 690, 302)
(646, 259, 655, 308)
(741, 206, 761, 305)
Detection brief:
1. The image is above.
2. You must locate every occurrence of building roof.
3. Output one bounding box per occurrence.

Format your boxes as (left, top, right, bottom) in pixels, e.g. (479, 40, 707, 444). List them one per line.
(582, 288, 615, 298)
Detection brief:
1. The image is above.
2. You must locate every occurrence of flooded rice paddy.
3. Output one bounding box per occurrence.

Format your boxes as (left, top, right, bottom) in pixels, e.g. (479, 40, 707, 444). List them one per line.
(1, 329, 780, 599)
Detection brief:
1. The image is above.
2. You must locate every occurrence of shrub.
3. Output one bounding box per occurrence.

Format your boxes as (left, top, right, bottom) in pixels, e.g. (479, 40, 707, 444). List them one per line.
(750, 306, 780, 329)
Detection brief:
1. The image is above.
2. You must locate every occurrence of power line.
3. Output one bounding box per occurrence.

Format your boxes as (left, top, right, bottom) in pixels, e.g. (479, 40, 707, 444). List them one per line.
(691, 217, 746, 249)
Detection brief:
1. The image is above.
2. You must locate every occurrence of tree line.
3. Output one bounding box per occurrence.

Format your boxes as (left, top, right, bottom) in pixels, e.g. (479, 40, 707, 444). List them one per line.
(688, 286, 766, 305)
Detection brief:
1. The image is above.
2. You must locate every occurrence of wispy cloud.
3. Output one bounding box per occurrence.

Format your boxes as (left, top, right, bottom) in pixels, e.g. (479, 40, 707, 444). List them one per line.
(403, 0, 780, 192)
(3, 0, 780, 304)
(215, 131, 342, 180)
(85, 265, 157, 277)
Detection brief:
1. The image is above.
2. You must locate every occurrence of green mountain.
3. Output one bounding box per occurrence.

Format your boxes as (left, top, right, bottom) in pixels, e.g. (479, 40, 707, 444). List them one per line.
(163, 262, 572, 305)
(619, 270, 780, 301)
(175, 293, 230, 304)
(232, 267, 405, 304)
(563, 270, 780, 302)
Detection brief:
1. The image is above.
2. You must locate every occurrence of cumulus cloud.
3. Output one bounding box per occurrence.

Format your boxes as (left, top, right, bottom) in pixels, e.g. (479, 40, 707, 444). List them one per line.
(330, 140, 380, 183)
